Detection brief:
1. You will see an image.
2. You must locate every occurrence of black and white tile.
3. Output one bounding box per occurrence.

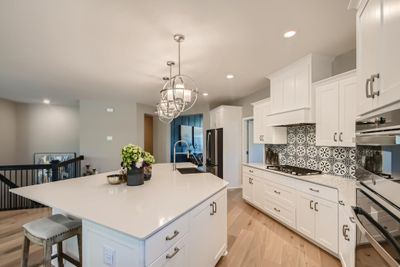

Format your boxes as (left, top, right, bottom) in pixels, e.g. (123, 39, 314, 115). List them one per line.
(266, 125, 357, 178)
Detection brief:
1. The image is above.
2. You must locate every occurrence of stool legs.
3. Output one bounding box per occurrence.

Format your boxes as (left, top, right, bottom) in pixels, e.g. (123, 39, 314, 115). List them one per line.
(21, 236, 30, 267)
(43, 243, 52, 267)
(57, 242, 64, 267)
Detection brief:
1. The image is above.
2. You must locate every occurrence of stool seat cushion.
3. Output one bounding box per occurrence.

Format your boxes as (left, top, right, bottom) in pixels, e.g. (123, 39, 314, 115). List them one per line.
(23, 214, 81, 240)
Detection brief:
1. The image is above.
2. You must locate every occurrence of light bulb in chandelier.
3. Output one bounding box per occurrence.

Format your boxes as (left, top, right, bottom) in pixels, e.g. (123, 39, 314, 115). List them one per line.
(170, 74, 198, 112)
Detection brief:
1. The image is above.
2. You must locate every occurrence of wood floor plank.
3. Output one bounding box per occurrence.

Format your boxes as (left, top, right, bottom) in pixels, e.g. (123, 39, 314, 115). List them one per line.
(0, 208, 51, 267)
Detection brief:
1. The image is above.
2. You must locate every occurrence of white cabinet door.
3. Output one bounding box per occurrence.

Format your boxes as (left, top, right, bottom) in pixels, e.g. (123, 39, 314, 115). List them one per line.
(316, 82, 339, 146)
(210, 192, 227, 266)
(242, 174, 253, 202)
(253, 103, 265, 144)
(379, 0, 400, 109)
(263, 101, 287, 144)
(339, 206, 356, 267)
(357, 0, 382, 115)
(314, 197, 338, 253)
(189, 200, 214, 267)
(252, 176, 265, 209)
(338, 77, 357, 147)
(296, 193, 315, 240)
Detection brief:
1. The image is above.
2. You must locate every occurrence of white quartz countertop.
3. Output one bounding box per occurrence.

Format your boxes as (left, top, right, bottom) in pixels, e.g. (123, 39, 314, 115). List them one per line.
(243, 162, 357, 206)
(11, 163, 228, 240)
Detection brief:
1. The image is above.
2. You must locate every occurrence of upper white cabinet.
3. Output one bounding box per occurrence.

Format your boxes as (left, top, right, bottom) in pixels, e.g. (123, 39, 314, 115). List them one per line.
(315, 70, 357, 147)
(356, 0, 400, 115)
(267, 54, 333, 126)
(252, 99, 287, 144)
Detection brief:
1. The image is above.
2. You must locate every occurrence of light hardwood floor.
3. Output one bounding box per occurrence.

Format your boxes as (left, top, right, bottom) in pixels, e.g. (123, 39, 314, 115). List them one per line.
(0, 190, 341, 267)
(216, 189, 341, 267)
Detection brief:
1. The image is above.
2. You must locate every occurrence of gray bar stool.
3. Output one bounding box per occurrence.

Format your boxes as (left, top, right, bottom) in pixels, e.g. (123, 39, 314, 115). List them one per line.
(21, 214, 82, 267)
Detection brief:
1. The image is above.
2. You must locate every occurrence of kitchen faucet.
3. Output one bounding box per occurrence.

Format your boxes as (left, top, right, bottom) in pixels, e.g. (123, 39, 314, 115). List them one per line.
(173, 140, 190, 171)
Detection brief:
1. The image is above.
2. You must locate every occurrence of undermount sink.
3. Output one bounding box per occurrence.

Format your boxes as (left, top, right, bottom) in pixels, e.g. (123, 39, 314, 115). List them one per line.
(177, 167, 205, 174)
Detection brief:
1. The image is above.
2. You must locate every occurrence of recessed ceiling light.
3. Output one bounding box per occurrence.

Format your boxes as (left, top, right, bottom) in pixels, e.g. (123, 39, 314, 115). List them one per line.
(43, 99, 50, 104)
(106, 107, 114, 113)
(226, 74, 234, 79)
(202, 92, 209, 96)
(283, 30, 296, 38)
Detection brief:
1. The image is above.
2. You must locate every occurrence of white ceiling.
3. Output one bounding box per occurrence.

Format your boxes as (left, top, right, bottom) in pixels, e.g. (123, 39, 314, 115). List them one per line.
(0, 0, 356, 106)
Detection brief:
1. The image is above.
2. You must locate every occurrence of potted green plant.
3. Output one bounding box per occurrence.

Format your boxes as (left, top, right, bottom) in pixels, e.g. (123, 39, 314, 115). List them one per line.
(121, 144, 145, 186)
(143, 151, 155, 181)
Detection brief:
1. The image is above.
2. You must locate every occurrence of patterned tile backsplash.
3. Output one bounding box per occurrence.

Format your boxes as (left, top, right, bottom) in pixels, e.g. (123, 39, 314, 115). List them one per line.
(265, 125, 356, 178)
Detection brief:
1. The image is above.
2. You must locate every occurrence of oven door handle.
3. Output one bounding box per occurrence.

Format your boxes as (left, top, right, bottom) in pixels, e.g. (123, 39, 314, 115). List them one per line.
(351, 206, 400, 267)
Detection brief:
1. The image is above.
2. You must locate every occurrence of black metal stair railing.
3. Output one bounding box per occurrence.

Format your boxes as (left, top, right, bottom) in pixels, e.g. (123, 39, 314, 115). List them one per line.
(0, 155, 84, 211)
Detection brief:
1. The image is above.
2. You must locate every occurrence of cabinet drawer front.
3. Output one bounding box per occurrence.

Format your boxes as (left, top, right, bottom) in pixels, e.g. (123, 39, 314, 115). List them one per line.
(264, 198, 296, 228)
(148, 235, 187, 267)
(264, 181, 296, 206)
(297, 181, 338, 202)
(145, 215, 189, 265)
(242, 166, 266, 178)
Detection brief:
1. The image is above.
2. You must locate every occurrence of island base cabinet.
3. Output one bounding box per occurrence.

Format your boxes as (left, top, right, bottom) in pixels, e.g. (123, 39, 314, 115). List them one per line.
(83, 220, 145, 267)
(189, 189, 227, 267)
(338, 205, 356, 267)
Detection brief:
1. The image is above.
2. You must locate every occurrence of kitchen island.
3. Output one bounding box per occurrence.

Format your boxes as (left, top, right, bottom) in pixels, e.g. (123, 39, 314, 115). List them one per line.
(11, 163, 228, 267)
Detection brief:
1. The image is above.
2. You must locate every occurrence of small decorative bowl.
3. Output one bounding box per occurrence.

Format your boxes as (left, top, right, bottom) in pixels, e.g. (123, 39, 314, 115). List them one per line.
(107, 174, 122, 185)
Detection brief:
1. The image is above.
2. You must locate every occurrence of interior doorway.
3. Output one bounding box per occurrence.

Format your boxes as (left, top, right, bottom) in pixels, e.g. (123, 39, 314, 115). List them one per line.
(144, 114, 153, 154)
(242, 117, 264, 163)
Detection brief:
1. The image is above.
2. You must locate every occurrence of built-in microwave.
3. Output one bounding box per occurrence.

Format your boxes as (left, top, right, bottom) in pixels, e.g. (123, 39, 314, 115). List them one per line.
(354, 108, 400, 267)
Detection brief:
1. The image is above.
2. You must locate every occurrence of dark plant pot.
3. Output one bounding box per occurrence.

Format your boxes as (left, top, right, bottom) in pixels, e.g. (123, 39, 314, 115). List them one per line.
(127, 167, 144, 186)
(144, 165, 152, 181)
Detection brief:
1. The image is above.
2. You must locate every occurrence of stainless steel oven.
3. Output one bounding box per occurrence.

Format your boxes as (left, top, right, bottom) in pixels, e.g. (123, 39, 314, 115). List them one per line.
(354, 108, 400, 267)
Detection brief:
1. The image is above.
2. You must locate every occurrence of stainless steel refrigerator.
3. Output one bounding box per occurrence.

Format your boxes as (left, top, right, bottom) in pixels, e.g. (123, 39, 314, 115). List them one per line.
(206, 128, 223, 178)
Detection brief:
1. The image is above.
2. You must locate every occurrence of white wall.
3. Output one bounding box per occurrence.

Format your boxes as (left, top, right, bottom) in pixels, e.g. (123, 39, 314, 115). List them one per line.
(332, 49, 356, 75)
(16, 103, 80, 164)
(0, 98, 17, 164)
(79, 100, 137, 172)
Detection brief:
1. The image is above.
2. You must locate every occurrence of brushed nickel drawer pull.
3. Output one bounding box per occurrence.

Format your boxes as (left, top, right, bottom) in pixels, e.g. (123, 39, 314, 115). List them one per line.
(310, 200, 314, 210)
(210, 203, 214, 215)
(365, 78, 371, 98)
(249, 169, 254, 173)
(314, 202, 319, 212)
(274, 207, 280, 212)
(342, 225, 350, 241)
(274, 190, 281, 195)
(338, 200, 345, 206)
(166, 247, 180, 259)
(333, 132, 338, 142)
(339, 132, 343, 142)
(165, 230, 180, 241)
(370, 73, 380, 98)
(309, 188, 319, 193)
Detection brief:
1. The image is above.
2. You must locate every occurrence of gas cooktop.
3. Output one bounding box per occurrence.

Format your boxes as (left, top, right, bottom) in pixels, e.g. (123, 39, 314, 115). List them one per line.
(266, 165, 322, 176)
